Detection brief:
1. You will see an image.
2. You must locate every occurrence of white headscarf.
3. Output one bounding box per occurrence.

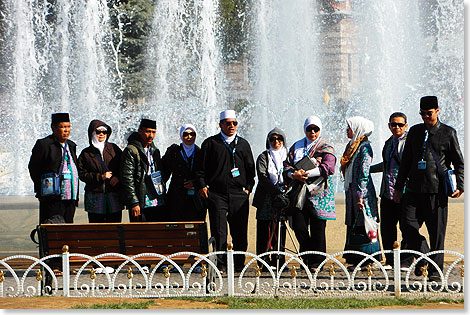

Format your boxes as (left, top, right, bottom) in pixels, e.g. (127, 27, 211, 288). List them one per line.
(292, 115, 323, 163)
(179, 123, 196, 157)
(91, 126, 107, 156)
(346, 116, 374, 143)
(267, 132, 287, 185)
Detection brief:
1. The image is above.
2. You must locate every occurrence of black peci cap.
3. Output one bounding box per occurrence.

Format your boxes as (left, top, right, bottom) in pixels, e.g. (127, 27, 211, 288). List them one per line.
(51, 113, 70, 125)
(420, 96, 438, 110)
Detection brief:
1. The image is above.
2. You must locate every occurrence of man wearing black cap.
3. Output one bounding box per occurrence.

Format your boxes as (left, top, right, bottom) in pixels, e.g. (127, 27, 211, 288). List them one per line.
(394, 96, 464, 280)
(120, 118, 168, 222)
(28, 113, 79, 223)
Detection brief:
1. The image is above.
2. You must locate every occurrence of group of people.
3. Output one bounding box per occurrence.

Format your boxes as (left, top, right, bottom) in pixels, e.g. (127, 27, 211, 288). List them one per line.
(28, 95, 464, 277)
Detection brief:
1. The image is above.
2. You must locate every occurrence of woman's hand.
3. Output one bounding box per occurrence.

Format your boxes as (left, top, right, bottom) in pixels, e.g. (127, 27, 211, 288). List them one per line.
(199, 187, 209, 199)
(131, 205, 141, 217)
(357, 198, 364, 209)
(292, 169, 309, 182)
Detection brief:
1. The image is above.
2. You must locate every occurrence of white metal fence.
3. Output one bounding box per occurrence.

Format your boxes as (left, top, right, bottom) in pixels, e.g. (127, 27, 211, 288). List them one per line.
(0, 247, 464, 298)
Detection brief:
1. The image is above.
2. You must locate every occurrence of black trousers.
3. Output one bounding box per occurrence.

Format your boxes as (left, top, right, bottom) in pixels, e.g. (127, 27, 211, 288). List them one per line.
(291, 201, 326, 269)
(88, 211, 122, 223)
(256, 219, 286, 267)
(400, 192, 448, 273)
(39, 200, 76, 224)
(207, 191, 249, 269)
(380, 197, 403, 265)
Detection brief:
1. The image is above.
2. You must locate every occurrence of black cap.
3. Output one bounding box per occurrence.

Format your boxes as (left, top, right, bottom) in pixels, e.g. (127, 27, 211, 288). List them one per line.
(139, 118, 156, 129)
(51, 113, 70, 125)
(420, 96, 438, 110)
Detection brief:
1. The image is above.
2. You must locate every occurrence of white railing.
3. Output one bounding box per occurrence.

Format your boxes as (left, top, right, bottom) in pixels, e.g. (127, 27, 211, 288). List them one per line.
(0, 247, 464, 298)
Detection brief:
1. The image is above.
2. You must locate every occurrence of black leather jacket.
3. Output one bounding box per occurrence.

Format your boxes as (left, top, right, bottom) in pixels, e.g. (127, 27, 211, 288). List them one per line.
(395, 120, 464, 194)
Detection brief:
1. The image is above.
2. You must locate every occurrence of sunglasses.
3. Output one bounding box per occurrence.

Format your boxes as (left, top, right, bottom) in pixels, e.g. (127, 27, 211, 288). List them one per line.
(419, 110, 435, 117)
(223, 121, 238, 126)
(269, 136, 284, 142)
(183, 131, 196, 137)
(306, 125, 320, 133)
(389, 122, 405, 128)
(95, 130, 108, 135)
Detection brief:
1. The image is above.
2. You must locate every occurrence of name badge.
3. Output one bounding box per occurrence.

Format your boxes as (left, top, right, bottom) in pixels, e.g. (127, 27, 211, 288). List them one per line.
(62, 170, 72, 180)
(417, 160, 426, 170)
(187, 188, 195, 195)
(231, 168, 240, 178)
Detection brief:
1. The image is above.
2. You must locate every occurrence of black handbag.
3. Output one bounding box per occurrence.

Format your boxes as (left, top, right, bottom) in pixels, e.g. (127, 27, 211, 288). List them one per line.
(429, 147, 457, 196)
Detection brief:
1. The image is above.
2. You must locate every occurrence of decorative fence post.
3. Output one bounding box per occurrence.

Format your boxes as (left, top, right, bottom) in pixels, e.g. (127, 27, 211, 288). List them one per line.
(393, 241, 401, 297)
(227, 243, 234, 297)
(62, 245, 70, 297)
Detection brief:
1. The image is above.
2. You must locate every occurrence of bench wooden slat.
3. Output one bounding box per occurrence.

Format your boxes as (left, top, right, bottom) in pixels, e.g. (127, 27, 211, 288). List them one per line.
(48, 240, 121, 248)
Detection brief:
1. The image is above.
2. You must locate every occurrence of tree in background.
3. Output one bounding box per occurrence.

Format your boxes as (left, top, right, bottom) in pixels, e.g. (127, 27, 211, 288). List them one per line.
(219, 0, 248, 63)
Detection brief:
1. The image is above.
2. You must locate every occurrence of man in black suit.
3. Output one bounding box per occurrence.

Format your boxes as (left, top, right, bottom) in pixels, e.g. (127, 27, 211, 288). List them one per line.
(28, 113, 79, 223)
(195, 110, 256, 272)
(394, 96, 464, 279)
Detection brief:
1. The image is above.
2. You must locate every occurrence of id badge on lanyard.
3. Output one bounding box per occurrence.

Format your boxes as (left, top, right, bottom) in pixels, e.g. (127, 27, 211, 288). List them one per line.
(222, 135, 240, 178)
(418, 130, 428, 170)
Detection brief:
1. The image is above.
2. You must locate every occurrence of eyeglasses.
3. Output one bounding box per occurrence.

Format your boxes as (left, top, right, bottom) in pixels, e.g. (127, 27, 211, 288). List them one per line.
(306, 125, 320, 133)
(183, 132, 196, 137)
(223, 121, 238, 126)
(419, 110, 435, 117)
(95, 130, 108, 135)
(389, 122, 405, 128)
(269, 136, 284, 142)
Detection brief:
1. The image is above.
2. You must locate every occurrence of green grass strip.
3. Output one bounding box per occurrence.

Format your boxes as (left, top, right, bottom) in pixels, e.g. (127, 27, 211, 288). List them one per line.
(71, 300, 155, 309)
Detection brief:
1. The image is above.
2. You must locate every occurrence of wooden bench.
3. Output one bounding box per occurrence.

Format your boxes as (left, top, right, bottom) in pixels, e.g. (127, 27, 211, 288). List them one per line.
(36, 221, 213, 269)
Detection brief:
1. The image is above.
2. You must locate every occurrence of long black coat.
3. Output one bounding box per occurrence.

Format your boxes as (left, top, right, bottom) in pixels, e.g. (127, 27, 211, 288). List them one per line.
(162, 144, 206, 221)
(28, 134, 78, 202)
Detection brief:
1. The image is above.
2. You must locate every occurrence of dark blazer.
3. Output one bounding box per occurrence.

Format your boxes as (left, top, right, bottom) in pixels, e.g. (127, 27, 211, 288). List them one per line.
(162, 143, 201, 195)
(370, 132, 407, 198)
(195, 133, 255, 194)
(395, 120, 464, 194)
(252, 150, 282, 209)
(77, 143, 122, 193)
(28, 134, 78, 200)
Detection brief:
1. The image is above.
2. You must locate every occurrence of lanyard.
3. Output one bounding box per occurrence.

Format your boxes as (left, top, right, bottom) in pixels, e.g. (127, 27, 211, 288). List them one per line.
(181, 148, 194, 171)
(221, 134, 238, 169)
(146, 148, 155, 173)
(421, 130, 429, 161)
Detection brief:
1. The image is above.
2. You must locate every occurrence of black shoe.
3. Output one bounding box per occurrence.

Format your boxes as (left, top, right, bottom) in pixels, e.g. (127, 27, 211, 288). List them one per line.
(414, 263, 428, 277)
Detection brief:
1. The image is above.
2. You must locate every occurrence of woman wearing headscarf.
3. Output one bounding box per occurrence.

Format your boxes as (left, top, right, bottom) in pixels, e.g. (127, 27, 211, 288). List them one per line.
(162, 124, 206, 221)
(253, 128, 288, 271)
(340, 116, 379, 266)
(77, 120, 123, 223)
(283, 116, 337, 271)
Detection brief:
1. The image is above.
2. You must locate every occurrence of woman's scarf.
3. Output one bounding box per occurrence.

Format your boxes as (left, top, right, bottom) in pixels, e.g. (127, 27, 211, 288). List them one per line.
(268, 146, 287, 185)
(340, 116, 374, 175)
(91, 126, 107, 157)
(179, 123, 196, 157)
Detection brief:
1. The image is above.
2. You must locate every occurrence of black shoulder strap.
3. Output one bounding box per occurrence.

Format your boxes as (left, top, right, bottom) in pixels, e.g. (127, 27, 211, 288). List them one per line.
(94, 151, 109, 172)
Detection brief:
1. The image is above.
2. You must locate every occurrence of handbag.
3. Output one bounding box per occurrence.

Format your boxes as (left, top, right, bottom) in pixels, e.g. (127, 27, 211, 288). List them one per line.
(346, 210, 380, 255)
(429, 147, 457, 196)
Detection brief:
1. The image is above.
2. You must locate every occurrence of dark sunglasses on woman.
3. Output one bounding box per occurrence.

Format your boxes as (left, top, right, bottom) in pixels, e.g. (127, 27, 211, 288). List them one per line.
(183, 132, 196, 137)
(95, 130, 108, 135)
(306, 125, 320, 133)
(269, 136, 283, 142)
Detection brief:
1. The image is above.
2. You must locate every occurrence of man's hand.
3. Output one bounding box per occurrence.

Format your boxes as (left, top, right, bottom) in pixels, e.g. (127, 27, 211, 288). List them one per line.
(292, 169, 308, 182)
(393, 189, 402, 203)
(183, 180, 194, 189)
(101, 171, 113, 180)
(199, 187, 209, 199)
(451, 189, 463, 198)
(131, 205, 141, 217)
